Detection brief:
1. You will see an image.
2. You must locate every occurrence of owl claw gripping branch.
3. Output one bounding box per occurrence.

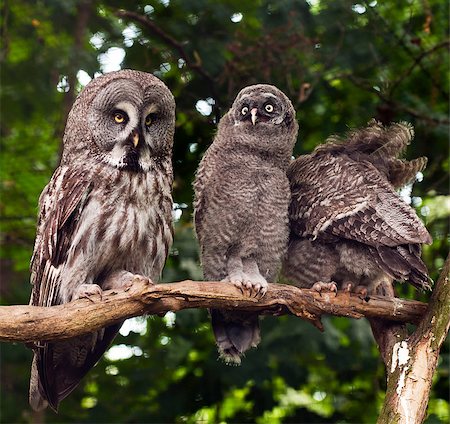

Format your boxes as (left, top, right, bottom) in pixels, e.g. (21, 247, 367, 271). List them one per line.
(194, 84, 298, 364)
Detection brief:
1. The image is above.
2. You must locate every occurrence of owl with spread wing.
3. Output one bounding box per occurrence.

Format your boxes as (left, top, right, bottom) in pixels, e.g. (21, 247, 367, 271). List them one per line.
(283, 120, 432, 296)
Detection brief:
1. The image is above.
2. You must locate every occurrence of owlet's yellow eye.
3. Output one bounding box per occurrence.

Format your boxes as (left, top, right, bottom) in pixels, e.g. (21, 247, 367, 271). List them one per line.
(114, 112, 126, 124)
(145, 114, 153, 127)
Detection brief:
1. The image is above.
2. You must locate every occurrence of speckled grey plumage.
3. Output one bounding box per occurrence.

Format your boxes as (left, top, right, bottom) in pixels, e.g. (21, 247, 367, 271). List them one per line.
(29, 70, 175, 411)
(194, 84, 298, 363)
(283, 120, 432, 296)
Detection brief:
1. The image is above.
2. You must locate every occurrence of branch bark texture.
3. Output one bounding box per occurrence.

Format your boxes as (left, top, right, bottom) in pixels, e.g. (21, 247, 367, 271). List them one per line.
(0, 279, 428, 343)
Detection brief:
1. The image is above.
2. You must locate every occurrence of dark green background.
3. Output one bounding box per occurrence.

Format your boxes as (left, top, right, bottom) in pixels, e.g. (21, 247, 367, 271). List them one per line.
(1, 1, 448, 422)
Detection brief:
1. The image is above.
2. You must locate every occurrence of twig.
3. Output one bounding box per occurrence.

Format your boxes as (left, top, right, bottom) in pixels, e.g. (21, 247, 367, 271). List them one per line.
(365, 4, 448, 100)
(297, 24, 346, 105)
(389, 39, 450, 96)
(0, 279, 428, 343)
(346, 74, 450, 125)
(115, 9, 220, 121)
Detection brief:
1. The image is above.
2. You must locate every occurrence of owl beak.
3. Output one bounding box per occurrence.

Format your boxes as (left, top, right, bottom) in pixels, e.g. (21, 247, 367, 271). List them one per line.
(250, 108, 258, 126)
(132, 130, 140, 147)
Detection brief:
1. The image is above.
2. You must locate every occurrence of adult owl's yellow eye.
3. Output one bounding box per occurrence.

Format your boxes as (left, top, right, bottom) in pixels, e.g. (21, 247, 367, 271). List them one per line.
(241, 106, 249, 115)
(145, 114, 153, 126)
(114, 112, 126, 124)
(265, 104, 274, 113)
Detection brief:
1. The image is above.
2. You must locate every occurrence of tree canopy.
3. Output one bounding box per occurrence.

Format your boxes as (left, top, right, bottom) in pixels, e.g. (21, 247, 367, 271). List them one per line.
(1, 1, 448, 423)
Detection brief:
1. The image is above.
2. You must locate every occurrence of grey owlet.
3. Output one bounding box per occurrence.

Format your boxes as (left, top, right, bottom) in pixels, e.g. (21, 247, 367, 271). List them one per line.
(28, 69, 175, 411)
(194, 84, 298, 364)
(283, 120, 432, 297)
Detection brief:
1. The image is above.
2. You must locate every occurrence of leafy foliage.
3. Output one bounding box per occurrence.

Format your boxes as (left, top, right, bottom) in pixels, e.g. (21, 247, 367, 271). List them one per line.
(1, 0, 448, 423)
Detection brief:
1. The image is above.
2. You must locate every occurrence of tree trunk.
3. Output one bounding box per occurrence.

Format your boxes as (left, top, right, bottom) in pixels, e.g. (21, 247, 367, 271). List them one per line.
(377, 253, 450, 424)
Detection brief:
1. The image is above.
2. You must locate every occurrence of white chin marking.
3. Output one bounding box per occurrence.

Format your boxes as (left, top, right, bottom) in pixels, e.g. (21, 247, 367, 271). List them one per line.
(138, 148, 152, 171)
(106, 144, 127, 168)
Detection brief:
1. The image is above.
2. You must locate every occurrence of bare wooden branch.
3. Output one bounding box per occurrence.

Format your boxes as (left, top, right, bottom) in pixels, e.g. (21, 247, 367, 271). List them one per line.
(389, 40, 450, 96)
(114, 8, 221, 121)
(115, 9, 214, 82)
(0, 279, 428, 344)
(378, 253, 450, 424)
(345, 73, 450, 126)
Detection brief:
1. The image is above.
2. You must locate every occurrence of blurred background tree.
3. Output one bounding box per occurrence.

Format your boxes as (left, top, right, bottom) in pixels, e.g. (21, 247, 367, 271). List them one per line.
(1, 0, 448, 422)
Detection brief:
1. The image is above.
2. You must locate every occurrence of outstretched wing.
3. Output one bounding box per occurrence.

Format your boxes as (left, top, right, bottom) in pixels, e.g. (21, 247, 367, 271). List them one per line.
(288, 153, 431, 246)
(288, 153, 432, 289)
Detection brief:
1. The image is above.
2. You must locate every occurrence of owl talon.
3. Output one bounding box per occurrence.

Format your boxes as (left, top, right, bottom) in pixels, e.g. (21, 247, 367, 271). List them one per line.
(343, 282, 354, 292)
(222, 274, 246, 295)
(312, 281, 337, 296)
(255, 285, 267, 299)
(223, 272, 268, 299)
(245, 277, 268, 299)
(234, 284, 245, 295)
(102, 270, 137, 291)
(354, 285, 368, 298)
(73, 284, 103, 302)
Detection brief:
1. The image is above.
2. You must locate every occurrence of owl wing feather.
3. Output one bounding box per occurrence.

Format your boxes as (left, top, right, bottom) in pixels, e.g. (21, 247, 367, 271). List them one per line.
(288, 153, 431, 247)
(288, 152, 431, 289)
(30, 166, 109, 412)
(30, 166, 93, 308)
(37, 323, 121, 412)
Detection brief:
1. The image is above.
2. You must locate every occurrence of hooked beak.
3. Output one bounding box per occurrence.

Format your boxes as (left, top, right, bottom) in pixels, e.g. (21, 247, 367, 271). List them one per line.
(250, 108, 258, 125)
(132, 130, 140, 147)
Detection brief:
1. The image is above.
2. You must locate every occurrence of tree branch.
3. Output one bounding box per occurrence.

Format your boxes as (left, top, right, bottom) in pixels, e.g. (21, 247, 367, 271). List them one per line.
(114, 9, 221, 121)
(365, 4, 449, 100)
(378, 253, 450, 424)
(0, 279, 428, 344)
(389, 39, 450, 96)
(345, 73, 450, 126)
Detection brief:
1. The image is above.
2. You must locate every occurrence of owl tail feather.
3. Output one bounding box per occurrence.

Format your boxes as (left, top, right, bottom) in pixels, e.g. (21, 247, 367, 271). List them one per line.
(211, 309, 260, 365)
(29, 355, 48, 411)
(373, 244, 432, 291)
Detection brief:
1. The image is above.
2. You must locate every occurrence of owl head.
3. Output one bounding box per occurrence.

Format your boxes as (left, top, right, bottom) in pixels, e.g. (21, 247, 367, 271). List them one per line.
(220, 84, 298, 159)
(61, 69, 175, 172)
(229, 84, 297, 132)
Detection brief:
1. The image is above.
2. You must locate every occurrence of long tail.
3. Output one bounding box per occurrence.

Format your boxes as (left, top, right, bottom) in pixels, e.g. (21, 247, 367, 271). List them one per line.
(210, 309, 260, 365)
(371, 244, 431, 291)
(29, 355, 48, 411)
(30, 323, 121, 412)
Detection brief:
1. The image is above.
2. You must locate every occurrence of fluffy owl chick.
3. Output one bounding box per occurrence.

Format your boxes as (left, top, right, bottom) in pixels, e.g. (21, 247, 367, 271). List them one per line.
(29, 70, 175, 411)
(194, 84, 298, 363)
(283, 120, 432, 296)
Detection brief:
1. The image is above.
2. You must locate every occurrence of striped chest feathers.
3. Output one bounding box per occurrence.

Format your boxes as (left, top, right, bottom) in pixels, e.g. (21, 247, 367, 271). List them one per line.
(72, 170, 173, 269)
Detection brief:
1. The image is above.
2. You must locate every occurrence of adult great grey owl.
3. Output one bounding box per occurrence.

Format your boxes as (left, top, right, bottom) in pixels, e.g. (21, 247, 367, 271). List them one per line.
(194, 84, 298, 363)
(29, 69, 175, 411)
(283, 120, 432, 296)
